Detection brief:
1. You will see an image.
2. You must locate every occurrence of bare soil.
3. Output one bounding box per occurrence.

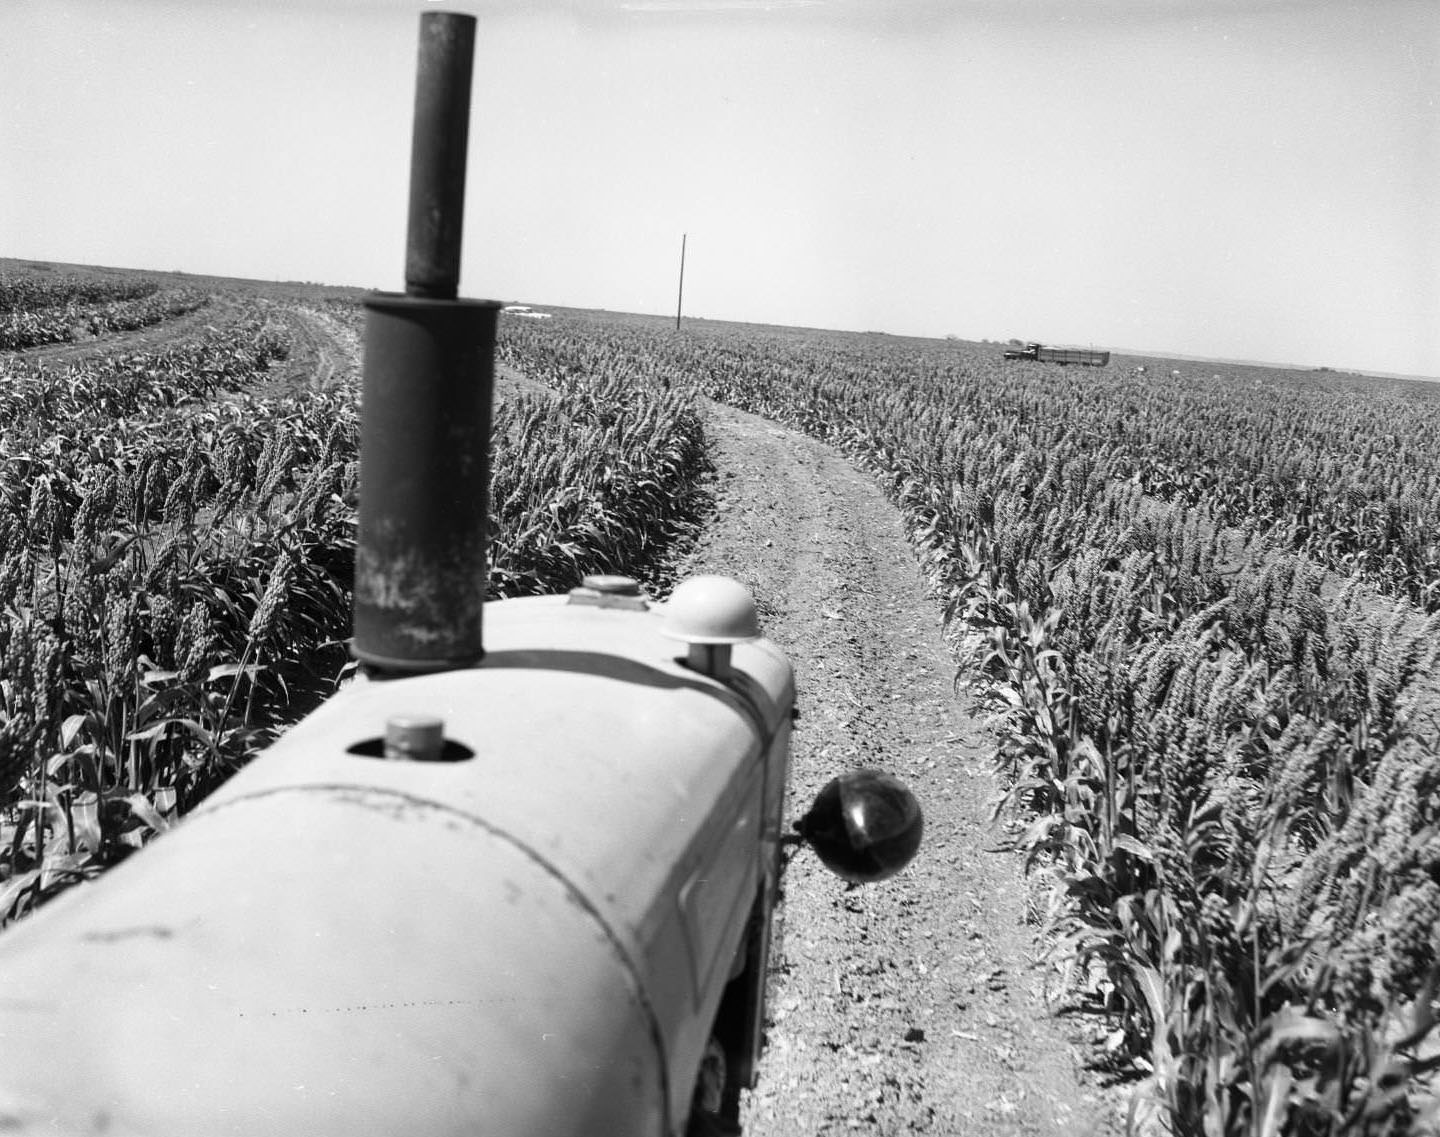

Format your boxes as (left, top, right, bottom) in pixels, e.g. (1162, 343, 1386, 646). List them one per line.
(260, 304, 357, 393)
(673, 401, 1128, 1137)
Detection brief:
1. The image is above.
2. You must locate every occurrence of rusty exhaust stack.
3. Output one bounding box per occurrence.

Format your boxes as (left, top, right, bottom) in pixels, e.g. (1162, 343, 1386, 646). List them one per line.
(353, 12, 500, 673)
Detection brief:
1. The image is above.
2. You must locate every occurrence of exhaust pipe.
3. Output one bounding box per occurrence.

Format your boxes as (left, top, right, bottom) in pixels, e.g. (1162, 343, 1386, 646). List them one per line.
(353, 12, 500, 673)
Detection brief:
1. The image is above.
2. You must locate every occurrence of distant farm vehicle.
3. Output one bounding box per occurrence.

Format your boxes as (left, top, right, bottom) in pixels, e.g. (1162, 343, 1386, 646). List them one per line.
(1003, 342, 1110, 367)
(504, 304, 552, 319)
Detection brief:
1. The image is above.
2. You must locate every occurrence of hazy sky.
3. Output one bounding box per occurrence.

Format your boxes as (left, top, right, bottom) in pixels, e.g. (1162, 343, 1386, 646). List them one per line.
(3, 0, 1437, 376)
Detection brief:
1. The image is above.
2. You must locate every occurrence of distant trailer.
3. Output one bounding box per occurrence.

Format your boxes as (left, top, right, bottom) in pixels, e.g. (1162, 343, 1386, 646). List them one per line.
(1002, 342, 1109, 367)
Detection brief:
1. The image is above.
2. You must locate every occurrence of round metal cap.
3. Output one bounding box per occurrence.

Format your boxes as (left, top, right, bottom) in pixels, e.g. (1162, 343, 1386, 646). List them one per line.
(581, 574, 641, 596)
(660, 576, 761, 645)
(384, 715, 445, 761)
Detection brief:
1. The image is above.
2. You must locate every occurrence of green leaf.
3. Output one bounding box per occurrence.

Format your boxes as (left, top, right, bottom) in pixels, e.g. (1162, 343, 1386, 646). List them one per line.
(59, 713, 89, 749)
(1112, 833, 1154, 862)
(124, 793, 173, 836)
(1256, 1066, 1293, 1137)
(206, 662, 258, 683)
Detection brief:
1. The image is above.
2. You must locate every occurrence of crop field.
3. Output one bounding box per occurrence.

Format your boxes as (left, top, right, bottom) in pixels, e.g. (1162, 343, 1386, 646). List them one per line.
(2, 261, 1438, 1134)
(503, 313, 1440, 1133)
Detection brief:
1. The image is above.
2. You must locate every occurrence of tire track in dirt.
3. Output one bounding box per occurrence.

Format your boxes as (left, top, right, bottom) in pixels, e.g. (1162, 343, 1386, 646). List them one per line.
(674, 401, 1125, 1136)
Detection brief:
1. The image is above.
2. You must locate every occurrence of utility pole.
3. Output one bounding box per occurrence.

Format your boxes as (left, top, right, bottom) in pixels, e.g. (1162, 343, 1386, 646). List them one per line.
(675, 233, 686, 331)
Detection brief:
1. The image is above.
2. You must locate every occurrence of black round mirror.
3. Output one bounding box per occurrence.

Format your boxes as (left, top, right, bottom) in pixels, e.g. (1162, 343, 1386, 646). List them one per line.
(796, 769, 923, 884)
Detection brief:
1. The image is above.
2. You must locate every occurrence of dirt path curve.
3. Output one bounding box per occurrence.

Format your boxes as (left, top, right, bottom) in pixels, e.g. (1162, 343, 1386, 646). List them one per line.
(673, 400, 1123, 1137)
(1, 297, 231, 365)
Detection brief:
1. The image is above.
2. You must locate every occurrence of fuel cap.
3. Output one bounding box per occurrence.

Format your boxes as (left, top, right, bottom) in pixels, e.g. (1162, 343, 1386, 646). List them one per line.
(581, 574, 640, 596)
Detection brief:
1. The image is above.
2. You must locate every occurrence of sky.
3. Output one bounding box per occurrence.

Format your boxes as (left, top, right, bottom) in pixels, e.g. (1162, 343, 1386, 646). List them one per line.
(2, 0, 1437, 378)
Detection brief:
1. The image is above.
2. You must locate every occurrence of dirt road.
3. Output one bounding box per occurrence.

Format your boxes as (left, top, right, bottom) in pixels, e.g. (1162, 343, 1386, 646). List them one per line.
(674, 401, 1124, 1136)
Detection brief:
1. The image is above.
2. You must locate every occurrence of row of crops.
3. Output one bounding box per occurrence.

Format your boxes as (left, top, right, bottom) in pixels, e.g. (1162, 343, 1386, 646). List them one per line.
(0, 286, 212, 351)
(0, 270, 216, 351)
(0, 269, 159, 313)
(501, 313, 1440, 1136)
(0, 286, 710, 926)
